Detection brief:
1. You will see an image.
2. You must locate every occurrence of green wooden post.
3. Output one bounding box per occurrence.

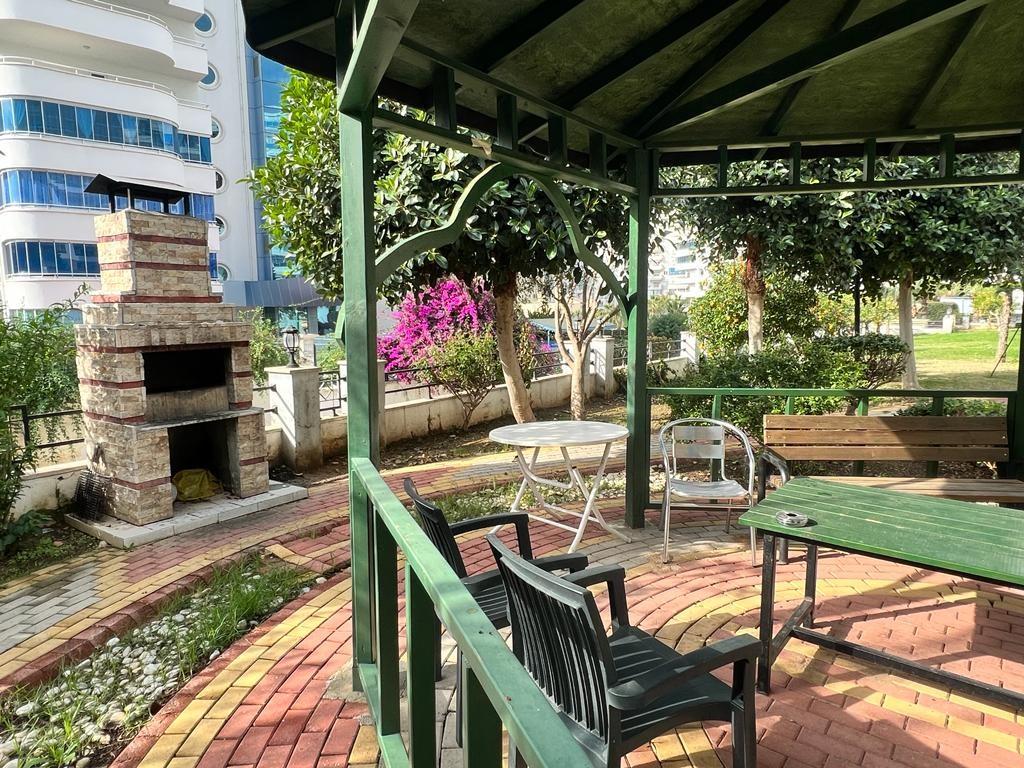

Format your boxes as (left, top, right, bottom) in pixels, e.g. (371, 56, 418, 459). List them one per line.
(784, 396, 794, 415)
(927, 396, 944, 477)
(406, 565, 436, 768)
(373, 515, 400, 736)
(1015, 302, 1024, 477)
(625, 150, 652, 528)
(462, 660, 502, 767)
(338, 97, 380, 685)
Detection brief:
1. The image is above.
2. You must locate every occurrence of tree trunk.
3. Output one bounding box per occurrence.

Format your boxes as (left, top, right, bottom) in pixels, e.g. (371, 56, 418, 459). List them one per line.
(493, 280, 536, 423)
(898, 270, 918, 388)
(569, 342, 589, 420)
(996, 290, 1012, 363)
(743, 235, 766, 353)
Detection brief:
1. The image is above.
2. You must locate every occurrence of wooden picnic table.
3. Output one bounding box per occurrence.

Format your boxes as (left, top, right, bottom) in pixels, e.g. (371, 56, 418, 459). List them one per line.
(739, 476, 1024, 709)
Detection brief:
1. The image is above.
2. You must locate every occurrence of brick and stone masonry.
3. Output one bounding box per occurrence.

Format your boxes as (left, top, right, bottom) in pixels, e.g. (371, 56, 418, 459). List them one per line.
(75, 210, 269, 525)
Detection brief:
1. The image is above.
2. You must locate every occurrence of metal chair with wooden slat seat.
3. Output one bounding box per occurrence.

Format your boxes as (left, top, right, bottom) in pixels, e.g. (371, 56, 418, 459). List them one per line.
(403, 478, 589, 743)
(659, 418, 757, 565)
(486, 533, 760, 768)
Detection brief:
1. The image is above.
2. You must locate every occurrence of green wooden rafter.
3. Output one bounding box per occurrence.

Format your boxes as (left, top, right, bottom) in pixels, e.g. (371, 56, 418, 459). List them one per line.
(373, 162, 631, 315)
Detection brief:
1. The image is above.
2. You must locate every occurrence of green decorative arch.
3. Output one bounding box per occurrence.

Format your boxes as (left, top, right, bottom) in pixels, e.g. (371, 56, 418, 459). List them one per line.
(374, 162, 630, 314)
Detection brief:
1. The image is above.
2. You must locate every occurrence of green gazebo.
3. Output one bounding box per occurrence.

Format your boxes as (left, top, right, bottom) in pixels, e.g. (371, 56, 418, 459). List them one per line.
(237, 1, 1024, 765)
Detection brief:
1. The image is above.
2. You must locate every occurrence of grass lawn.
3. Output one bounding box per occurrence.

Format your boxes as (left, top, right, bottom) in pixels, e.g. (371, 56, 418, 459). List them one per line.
(914, 328, 1020, 391)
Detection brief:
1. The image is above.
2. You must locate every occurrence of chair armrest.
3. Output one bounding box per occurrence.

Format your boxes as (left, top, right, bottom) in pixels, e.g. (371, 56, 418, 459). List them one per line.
(760, 448, 791, 484)
(563, 565, 630, 629)
(451, 512, 533, 559)
(527, 553, 590, 574)
(606, 635, 761, 711)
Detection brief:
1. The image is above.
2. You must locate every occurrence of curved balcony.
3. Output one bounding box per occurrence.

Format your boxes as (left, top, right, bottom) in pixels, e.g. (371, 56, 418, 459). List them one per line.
(0, 133, 190, 189)
(0, 0, 207, 78)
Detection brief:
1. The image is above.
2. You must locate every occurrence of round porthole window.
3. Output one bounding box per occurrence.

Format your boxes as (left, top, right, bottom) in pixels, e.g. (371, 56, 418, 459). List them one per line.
(214, 170, 226, 190)
(216, 263, 230, 281)
(194, 12, 215, 34)
(214, 216, 227, 237)
(200, 65, 219, 88)
(211, 118, 222, 142)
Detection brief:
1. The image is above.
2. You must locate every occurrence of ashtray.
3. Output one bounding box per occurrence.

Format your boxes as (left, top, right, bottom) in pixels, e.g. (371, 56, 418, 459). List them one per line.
(775, 510, 809, 528)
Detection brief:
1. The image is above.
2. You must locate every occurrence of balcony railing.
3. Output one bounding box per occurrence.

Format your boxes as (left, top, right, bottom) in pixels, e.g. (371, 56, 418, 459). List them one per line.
(0, 56, 176, 96)
(349, 458, 592, 767)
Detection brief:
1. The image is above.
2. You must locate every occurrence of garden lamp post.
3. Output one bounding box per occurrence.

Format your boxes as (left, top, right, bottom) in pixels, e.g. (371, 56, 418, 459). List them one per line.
(283, 326, 299, 367)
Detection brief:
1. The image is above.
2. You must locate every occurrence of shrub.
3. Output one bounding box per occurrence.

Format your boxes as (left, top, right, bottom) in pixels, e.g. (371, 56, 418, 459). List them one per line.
(660, 341, 865, 437)
(613, 359, 674, 394)
(378, 276, 493, 375)
(428, 331, 504, 427)
(649, 310, 689, 339)
(896, 398, 1007, 417)
(925, 301, 957, 322)
(820, 333, 908, 388)
(244, 309, 288, 384)
(316, 340, 345, 371)
(1, 295, 79, 548)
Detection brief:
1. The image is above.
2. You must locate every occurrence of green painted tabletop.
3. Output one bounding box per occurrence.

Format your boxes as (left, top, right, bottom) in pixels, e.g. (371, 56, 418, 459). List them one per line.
(739, 477, 1024, 587)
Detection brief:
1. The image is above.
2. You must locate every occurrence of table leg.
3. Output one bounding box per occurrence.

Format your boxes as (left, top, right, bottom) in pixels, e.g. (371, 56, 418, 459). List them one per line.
(757, 533, 776, 694)
(567, 441, 629, 552)
(804, 544, 818, 628)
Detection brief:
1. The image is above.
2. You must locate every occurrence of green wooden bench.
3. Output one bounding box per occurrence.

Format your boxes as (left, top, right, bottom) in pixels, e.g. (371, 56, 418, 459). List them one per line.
(758, 414, 1024, 504)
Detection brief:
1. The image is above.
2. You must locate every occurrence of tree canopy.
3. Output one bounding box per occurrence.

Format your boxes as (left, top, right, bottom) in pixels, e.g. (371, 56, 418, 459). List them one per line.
(247, 70, 671, 301)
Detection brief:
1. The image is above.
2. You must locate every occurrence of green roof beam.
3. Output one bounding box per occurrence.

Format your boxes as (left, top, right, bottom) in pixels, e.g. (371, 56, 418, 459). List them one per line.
(337, 0, 420, 113)
(645, 0, 994, 138)
(903, 6, 990, 129)
(761, 0, 863, 137)
(431, 66, 457, 130)
(467, 0, 586, 73)
(373, 107, 638, 195)
(246, 0, 337, 51)
(628, 0, 791, 137)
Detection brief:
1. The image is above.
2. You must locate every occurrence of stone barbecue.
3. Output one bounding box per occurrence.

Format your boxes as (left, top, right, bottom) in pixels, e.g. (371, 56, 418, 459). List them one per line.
(75, 209, 268, 525)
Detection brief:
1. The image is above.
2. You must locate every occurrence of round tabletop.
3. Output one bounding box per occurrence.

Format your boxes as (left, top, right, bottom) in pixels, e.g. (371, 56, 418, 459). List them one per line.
(489, 420, 629, 448)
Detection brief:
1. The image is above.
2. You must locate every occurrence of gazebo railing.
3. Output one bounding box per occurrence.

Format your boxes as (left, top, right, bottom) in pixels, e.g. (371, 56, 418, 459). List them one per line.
(349, 458, 593, 768)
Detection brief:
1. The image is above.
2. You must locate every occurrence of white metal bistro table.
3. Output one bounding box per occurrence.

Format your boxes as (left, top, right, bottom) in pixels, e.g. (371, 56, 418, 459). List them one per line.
(489, 420, 631, 552)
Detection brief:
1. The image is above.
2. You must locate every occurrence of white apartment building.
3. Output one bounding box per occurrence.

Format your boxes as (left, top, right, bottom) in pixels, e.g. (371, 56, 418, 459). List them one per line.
(0, 0, 220, 317)
(0, 0, 329, 329)
(650, 238, 710, 301)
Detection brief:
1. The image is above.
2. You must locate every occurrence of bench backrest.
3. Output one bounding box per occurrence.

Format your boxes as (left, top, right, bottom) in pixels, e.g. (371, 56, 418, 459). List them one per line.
(762, 415, 1008, 463)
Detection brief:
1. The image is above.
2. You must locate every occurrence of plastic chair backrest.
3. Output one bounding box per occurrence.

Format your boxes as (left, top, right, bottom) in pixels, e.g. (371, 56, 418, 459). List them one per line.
(404, 478, 467, 578)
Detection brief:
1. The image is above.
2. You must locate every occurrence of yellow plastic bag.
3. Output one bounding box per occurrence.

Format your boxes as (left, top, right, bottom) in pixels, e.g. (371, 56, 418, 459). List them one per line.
(172, 469, 222, 502)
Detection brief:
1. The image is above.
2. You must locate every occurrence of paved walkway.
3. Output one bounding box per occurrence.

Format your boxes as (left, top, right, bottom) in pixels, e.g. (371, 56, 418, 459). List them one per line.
(0, 442, 626, 692)
(7, 445, 1024, 768)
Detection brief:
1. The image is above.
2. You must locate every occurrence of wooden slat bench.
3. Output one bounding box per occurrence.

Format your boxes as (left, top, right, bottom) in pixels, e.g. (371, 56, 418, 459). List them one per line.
(759, 415, 1024, 504)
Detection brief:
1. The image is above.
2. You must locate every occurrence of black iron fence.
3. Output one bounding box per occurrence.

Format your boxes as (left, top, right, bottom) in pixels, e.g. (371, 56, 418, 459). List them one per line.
(6, 404, 84, 450)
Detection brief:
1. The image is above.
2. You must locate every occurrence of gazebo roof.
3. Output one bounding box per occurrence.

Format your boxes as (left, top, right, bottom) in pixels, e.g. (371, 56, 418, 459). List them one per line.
(241, 0, 1024, 167)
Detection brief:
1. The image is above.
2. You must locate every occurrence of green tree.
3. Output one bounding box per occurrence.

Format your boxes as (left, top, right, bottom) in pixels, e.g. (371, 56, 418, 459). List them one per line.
(688, 261, 820, 357)
(671, 156, 1024, 384)
(971, 283, 1017, 363)
(849, 157, 1024, 386)
(247, 72, 677, 422)
(670, 160, 861, 352)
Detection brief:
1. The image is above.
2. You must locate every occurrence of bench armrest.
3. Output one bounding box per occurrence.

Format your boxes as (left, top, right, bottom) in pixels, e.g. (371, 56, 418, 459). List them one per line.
(563, 565, 630, 629)
(606, 635, 761, 711)
(451, 512, 533, 559)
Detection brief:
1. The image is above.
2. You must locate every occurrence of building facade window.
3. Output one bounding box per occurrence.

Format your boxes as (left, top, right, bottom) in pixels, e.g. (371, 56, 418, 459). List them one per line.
(0, 169, 216, 222)
(214, 215, 227, 236)
(4, 240, 100, 277)
(0, 98, 212, 164)
(211, 118, 222, 141)
(194, 12, 215, 34)
(200, 66, 218, 87)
